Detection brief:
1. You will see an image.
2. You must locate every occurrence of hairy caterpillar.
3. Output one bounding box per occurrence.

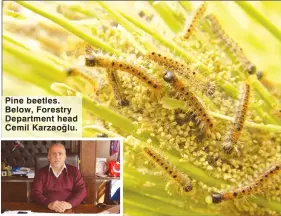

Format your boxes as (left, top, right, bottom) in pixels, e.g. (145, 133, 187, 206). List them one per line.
(66, 67, 97, 92)
(256, 70, 281, 103)
(106, 69, 129, 106)
(147, 52, 196, 78)
(206, 14, 256, 75)
(256, 70, 279, 92)
(163, 70, 214, 136)
(184, 2, 207, 40)
(66, 67, 91, 79)
(84, 53, 163, 94)
(143, 146, 193, 193)
(222, 83, 250, 154)
(147, 52, 203, 91)
(212, 163, 281, 203)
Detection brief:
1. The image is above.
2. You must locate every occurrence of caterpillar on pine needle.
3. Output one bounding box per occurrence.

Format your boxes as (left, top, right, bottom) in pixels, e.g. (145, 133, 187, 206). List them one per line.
(222, 82, 250, 154)
(163, 70, 215, 137)
(184, 1, 207, 40)
(211, 162, 281, 204)
(84, 48, 164, 97)
(106, 69, 130, 107)
(143, 146, 193, 194)
(205, 14, 257, 75)
(147, 51, 207, 93)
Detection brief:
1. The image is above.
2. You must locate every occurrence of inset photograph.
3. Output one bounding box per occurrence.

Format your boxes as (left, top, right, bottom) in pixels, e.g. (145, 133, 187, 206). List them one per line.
(1, 140, 121, 214)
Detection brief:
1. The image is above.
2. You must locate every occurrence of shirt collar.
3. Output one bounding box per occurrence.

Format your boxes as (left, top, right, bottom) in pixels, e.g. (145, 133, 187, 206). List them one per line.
(49, 163, 67, 174)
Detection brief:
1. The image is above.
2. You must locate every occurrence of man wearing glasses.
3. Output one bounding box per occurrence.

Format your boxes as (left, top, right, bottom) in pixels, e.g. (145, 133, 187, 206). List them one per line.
(31, 143, 86, 213)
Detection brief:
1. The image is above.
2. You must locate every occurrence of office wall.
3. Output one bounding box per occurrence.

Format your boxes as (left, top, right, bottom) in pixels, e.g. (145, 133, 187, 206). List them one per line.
(96, 141, 111, 158)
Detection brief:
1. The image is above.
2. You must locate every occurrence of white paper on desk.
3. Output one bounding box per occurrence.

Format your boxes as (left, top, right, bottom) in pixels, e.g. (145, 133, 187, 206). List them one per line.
(12, 171, 28, 175)
(3, 210, 33, 214)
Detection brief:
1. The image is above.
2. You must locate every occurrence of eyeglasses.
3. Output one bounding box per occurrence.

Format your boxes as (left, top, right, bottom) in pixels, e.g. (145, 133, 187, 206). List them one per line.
(49, 152, 65, 157)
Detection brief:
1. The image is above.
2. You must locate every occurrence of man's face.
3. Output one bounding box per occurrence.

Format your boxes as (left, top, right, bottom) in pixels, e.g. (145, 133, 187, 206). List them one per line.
(48, 144, 66, 169)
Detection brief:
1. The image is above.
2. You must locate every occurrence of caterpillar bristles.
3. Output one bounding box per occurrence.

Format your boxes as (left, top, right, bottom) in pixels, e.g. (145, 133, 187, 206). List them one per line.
(147, 51, 195, 77)
(163, 70, 214, 137)
(206, 14, 257, 75)
(66, 67, 99, 84)
(222, 82, 250, 154)
(184, 2, 207, 40)
(147, 51, 203, 91)
(106, 69, 129, 106)
(65, 67, 97, 94)
(84, 51, 164, 96)
(211, 162, 281, 204)
(143, 146, 193, 194)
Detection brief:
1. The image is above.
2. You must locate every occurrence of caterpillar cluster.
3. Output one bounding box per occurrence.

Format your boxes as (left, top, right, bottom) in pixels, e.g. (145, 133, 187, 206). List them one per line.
(212, 163, 281, 203)
(206, 14, 256, 75)
(143, 146, 193, 194)
(106, 69, 129, 106)
(184, 2, 207, 40)
(222, 82, 250, 154)
(84, 52, 163, 95)
(163, 70, 214, 136)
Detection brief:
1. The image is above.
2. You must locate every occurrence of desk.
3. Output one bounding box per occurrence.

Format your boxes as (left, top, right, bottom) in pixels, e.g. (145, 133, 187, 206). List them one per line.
(2, 176, 33, 202)
(2, 176, 120, 205)
(2, 202, 120, 214)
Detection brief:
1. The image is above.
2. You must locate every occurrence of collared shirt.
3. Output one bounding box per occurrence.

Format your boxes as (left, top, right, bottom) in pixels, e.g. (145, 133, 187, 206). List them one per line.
(49, 163, 67, 178)
(32, 164, 86, 207)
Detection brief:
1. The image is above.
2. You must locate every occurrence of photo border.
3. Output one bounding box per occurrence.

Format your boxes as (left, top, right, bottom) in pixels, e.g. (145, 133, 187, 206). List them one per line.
(0, 137, 123, 216)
